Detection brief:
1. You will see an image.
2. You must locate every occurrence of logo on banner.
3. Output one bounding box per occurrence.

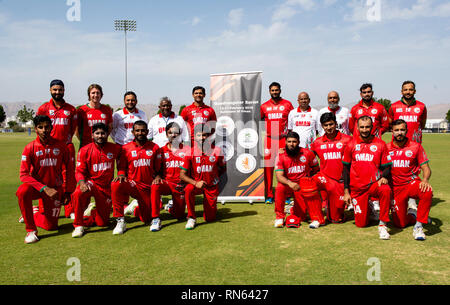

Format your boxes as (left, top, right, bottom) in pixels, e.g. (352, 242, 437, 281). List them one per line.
(216, 116, 235, 137)
(236, 154, 257, 174)
(217, 141, 234, 161)
(237, 128, 259, 149)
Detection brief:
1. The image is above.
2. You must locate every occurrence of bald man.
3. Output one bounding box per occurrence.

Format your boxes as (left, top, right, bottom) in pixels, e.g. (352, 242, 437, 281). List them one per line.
(287, 92, 320, 149)
(317, 91, 350, 136)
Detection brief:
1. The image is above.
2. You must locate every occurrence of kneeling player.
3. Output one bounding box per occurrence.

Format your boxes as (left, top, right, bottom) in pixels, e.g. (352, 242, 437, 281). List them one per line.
(387, 119, 433, 240)
(111, 120, 162, 234)
(310, 112, 352, 223)
(274, 131, 324, 229)
(71, 123, 121, 238)
(342, 116, 393, 240)
(179, 124, 226, 230)
(17, 115, 75, 243)
(150, 122, 191, 230)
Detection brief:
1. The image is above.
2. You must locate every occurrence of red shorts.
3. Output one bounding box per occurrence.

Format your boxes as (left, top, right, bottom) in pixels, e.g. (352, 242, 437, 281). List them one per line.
(185, 184, 219, 222)
(391, 179, 432, 227)
(17, 184, 63, 232)
(151, 180, 186, 219)
(111, 180, 153, 223)
(350, 183, 391, 227)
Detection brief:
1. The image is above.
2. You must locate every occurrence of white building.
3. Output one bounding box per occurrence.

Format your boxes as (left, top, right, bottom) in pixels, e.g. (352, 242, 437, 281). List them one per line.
(424, 119, 448, 132)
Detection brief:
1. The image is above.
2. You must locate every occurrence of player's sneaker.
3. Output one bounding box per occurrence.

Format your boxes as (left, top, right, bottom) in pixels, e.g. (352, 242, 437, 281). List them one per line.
(113, 217, 127, 235)
(24, 231, 39, 244)
(265, 197, 274, 205)
(70, 213, 75, 220)
(274, 218, 284, 228)
(18, 216, 24, 223)
(347, 203, 354, 211)
(378, 225, 390, 240)
(185, 217, 196, 230)
(83, 202, 96, 217)
(164, 200, 174, 211)
(309, 220, 320, 229)
(371, 200, 380, 211)
(72, 226, 85, 238)
(413, 226, 426, 241)
(150, 218, 161, 232)
(124, 199, 139, 216)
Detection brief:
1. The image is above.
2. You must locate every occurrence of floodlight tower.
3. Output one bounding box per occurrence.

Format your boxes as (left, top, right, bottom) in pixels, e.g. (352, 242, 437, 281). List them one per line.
(114, 20, 136, 92)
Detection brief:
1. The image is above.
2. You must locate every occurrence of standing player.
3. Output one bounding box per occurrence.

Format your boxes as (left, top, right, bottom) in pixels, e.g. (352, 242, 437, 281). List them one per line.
(342, 116, 393, 239)
(76, 84, 113, 148)
(17, 115, 75, 243)
(36, 79, 78, 218)
(349, 83, 389, 139)
(111, 120, 161, 234)
(287, 91, 320, 148)
(71, 123, 122, 238)
(273, 131, 324, 229)
(387, 119, 433, 240)
(260, 82, 294, 204)
(389, 81, 427, 143)
(111, 91, 148, 145)
(179, 124, 226, 230)
(148, 97, 189, 148)
(180, 86, 217, 145)
(150, 122, 191, 229)
(310, 112, 352, 223)
(317, 91, 350, 136)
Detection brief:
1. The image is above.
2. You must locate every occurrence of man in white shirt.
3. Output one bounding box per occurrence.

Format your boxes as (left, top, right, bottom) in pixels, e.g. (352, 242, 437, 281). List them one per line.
(317, 91, 350, 136)
(148, 97, 189, 148)
(111, 91, 148, 145)
(287, 92, 320, 149)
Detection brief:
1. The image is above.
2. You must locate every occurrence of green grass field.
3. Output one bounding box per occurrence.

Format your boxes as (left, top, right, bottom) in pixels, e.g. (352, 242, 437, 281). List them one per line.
(0, 132, 448, 285)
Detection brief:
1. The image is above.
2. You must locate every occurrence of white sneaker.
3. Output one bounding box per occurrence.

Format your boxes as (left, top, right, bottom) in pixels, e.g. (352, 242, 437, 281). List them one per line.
(18, 216, 24, 223)
(274, 218, 284, 228)
(413, 226, 426, 241)
(371, 200, 380, 212)
(164, 200, 173, 211)
(378, 225, 390, 240)
(309, 220, 320, 229)
(83, 202, 96, 217)
(72, 226, 85, 238)
(150, 218, 161, 232)
(113, 218, 126, 235)
(185, 217, 196, 230)
(70, 213, 75, 220)
(347, 203, 354, 211)
(124, 199, 139, 216)
(24, 231, 39, 244)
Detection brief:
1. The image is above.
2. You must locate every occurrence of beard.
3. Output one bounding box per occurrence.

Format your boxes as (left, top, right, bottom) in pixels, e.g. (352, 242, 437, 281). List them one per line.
(328, 102, 339, 110)
(285, 144, 300, 157)
(51, 93, 64, 102)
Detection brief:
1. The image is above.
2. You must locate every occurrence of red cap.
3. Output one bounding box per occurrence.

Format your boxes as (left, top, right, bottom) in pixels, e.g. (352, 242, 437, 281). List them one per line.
(286, 215, 301, 228)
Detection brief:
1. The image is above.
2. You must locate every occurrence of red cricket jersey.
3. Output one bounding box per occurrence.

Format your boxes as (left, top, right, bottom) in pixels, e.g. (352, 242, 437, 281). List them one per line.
(37, 99, 78, 144)
(274, 148, 319, 182)
(342, 136, 392, 190)
(349, 100, 389, 138)
(76, 142, 121, 190)
(180, 103, 217, 141)
(20, 136, 75, 192)
(389, 99, 427, 143)
(310, 131, 352, 181)
(160, 143, 191, 184)
(116, 140, 162, 189)
(260, 99, 294, 139)
(180, 145, 225, 186)
(387, 140, 429, 187)
(76, 104, 113, 148)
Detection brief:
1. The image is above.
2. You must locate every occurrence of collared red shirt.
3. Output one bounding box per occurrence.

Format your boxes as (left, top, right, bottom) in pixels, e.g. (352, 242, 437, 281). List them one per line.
(180, 103, 217, 142)
(76, 103, 113, 148)
(37, 99, 78, 144)
(349, 100, 389, 138)
(388, 99, 427, 143)
(261, 98, 294, 139)
(275, 148, 318, 182)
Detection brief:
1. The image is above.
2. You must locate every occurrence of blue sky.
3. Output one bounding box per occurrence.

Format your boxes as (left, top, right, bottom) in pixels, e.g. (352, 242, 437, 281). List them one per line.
(0, 0, 449, 108)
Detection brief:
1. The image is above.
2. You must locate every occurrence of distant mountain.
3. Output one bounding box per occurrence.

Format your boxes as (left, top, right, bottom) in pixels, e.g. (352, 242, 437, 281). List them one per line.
(1, 101, 449, 120)
(0, 102, 184, 119)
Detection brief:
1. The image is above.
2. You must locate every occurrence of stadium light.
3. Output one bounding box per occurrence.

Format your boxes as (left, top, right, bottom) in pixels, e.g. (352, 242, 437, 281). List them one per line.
(114, 20, 137, 92)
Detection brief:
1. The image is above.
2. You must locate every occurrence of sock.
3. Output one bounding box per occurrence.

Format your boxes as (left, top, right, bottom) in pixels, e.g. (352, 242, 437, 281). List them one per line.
(379, 220, 387, 226)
